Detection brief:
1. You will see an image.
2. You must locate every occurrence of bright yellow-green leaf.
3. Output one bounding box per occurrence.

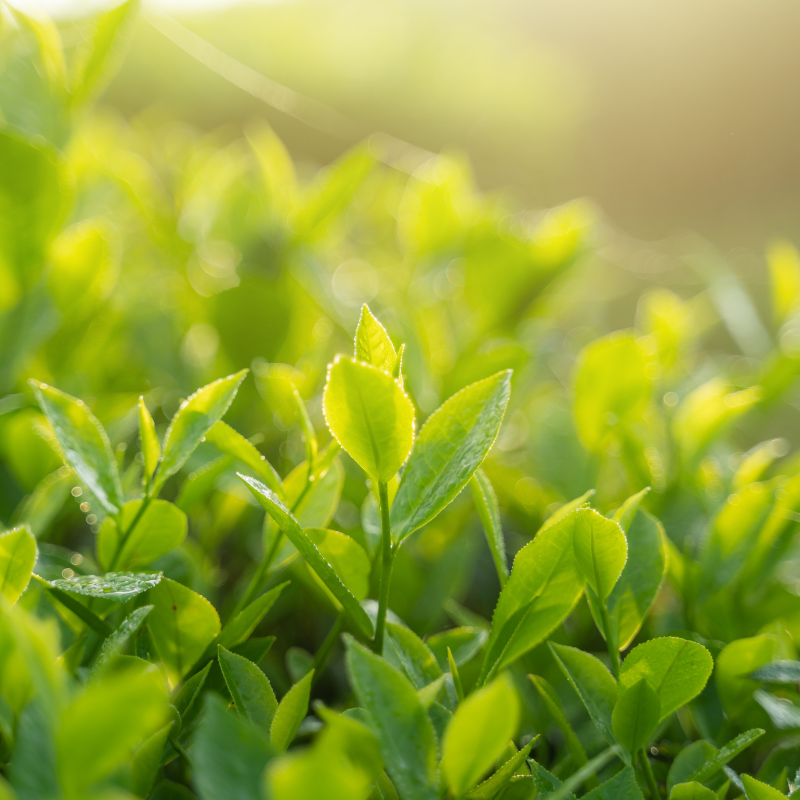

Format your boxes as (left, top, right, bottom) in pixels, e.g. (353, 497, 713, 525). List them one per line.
(138, 397, 160, 483)
(322, 356, 414, 483)
(768, 239, 800, 325)
(716, 634, 782, 722)
(573, 508, 627, 600)
(442, 673, 519, 796)
(470, 468, 508, 586)
(669, 782, 719, 800)
(639, 289, 691, 371)
(354, 304, 396, 373)
(741, 774, 789, 800)
(306, 528, 370, 601)
(0, 526, 36, 604)
(271, 669, 314, 751)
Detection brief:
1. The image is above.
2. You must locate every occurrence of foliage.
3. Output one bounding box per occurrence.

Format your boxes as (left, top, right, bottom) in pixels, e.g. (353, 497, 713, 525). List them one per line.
(2, 3, 800, 800)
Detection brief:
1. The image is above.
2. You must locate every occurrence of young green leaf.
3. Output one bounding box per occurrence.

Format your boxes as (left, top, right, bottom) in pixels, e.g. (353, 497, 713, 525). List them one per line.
(480, 508, 586, 684)
(154, 369, 248, 490)
(619, 637, 713, 720)
(271, 669, 314, 750)
(582, 767, 644, 800)
(344, 636, 439, 800)
(322, 356, 414, 483)
(138, 396, 160, 484)
(464, 738, 535, 800)
(306, 528, 371, 602)
(549, 643, 618, 746)
(148, 577, 221, 680)
(611, 677, 660, 754)
(0, 526, 37, 603)
(355, 304, 396, 373)
(383, 621, 442, 690)
(573, 508, 627, 600)
(239, 474, 373, 638)
(741, 775, 789, 800)
(219, 646, 278, 734)
(613, 487, 651, 533)
(390, 370, 512, 543)
(29, 380, 123, 513)
(46, 571, 161, 603)
(470, 468, 508, 586)
(669, 782, 718, 800)
(441, 673, 520, 796)
(172, 661, 213, 720)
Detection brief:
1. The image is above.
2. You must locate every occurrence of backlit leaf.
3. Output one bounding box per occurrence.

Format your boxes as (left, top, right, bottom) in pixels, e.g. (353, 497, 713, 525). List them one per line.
(0, 526, 36, 603)
(138, 396, 160, 484)
(355, 304, 396, 373)
(573, 508, 627, 600)
(470, 468, 508, 586)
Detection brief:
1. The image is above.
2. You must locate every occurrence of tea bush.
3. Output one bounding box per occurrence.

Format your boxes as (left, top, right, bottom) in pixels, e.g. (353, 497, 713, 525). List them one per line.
(2, 3, 800, 800)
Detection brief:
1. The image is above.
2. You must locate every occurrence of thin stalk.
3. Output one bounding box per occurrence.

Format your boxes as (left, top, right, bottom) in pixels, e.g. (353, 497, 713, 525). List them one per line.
(313, 610, 345, 685)
(170, 735, 192, 766)
(599, 599, 620, 678)
(373, 480, 394, 654)
(639, 749, 660, 799)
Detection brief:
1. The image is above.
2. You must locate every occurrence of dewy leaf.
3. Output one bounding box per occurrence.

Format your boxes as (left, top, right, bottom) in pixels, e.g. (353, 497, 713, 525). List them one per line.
(239, 474, 373, 638)
(219, 646, 278, 734)
(583, 766, 644, 800)
(344, 636, 439, 800)
(441, 673, 520, 796)
(148, 577, 221, 680)
(192, 693, 273, 800)
(669, 782, 718, 800)
(619, 637, 713, 720)
(550, 643, 619, 747)
(355, 304, 396, 373)
(47, 571, 161, 603)
(206, 420, 283, 498)
(573, 508, 627, 600)
(155, 370, 248, 490)
(686, 729, 765, 785)
(480, 508, 586, 684)
(30, 380, 123, 513)
(270, 669, 314, 751)
(391, 370, 512, 543)
(138, 396, 160, 483)
(470, 468, 509, 586)
(611, 677, 660, 754)
(0, 525, 37, 603)
(464, 738, 535, 800)
(322, 356, 414, 483)
(741, 775, 789, 800)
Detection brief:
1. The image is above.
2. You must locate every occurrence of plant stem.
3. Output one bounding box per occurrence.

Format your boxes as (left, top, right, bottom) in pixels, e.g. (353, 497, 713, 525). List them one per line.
(599, 599, 620, 678)
(373, 480, 394, 654)
(639, 749, 660, 799)
(313, 610, 345, 684)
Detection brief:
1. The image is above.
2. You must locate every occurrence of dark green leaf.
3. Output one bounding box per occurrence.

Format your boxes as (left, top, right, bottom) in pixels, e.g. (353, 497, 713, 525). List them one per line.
(219, 646, 277, 734)
(91, 604, 153, 675)
(270, 669, 314, 750)
(427, 627, 488, 670)
(582, 767, 644, 800)
(750, 660, 800, 684)
(217, 581, 288, 650)
(612, 677, 660, 754)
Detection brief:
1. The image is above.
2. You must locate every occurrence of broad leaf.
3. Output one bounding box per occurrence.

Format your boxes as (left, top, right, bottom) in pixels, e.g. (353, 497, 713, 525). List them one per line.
(550, 643, 618, 746)
(391, 370, 512, 542)
(148, 578, 221, 680)
(669, 783, 717, 800)
(239, 474, 373, 637)
(30, 380, 122, 513)
(322, 356, 414, 483)
(355, 303, 397, 373)
(47, 571, 161, 604)
(219, 646, 278, 734)
(270, 669, 314, 751)
(470, 468, 508, 586)
(480, 508, 586, 684)
(573, 508, 627, 600)
(155, 370, 248, 490)
(741, 775, 789, 800)
(441, 673, 519, 796)
(583, 767, 644, 800)
(464, 739, 535, 800)
(345, 636, 439, 800)
(612, 677, 660, 754)
(0, 526, 37, 603)
(138, 396, 160, 483)
(619, 637, 713, 720)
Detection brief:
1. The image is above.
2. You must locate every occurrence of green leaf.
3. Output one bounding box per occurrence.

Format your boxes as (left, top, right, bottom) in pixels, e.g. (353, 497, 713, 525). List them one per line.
(619, 637, 713, 720)
(219, 646, 278, 734)
(442, 673, 520, 796)
(685, 729, 764, 785)
(480, 508, 586, 684)
(530, 760, 574, 799)
(549, 643, 618, 746)
(669, 783, 718, 800)
(0, 525, 36, 603)
(546, 746, 623, 800)
(192, 693, 273, 800)
(741, 775, 789, 800)
(91, 604, 153, 675)
(583, 767, 644, 800)
(391, 370, 512, 543)
(344, 636, 439, 800)
(306, 528, 371, 601)
(46, 570, 161, 603)
(667, 741, 719, 792)
(613, 487, 651, 533)
(37, 576, 114, 637)
(57, 668, 167, 794)
(383, 621, 442, 691)
(355, 304, 396, 373)
(538, 489, 595, 534)
(205, 420, 283, 498)
(279, 453, 343, 529)
(270, 669, 314, 750)
(132, 723, 173, 798)
(716, 635, 780, 722)
(448, 647, 465, 703)
(322, 356, 414, 483)
(239, 474, 373, 638)
(138, 396, 160, 484)
(148, 577, 221, 680)
(753, 689, 800, 729)
(218, 581, 289, 650)
(30, 380, 122, 513)
(97, 499, 187, 571)
(155, 370, 248, 490)
(750, 660, 800, 683)
(69, 0, 139, 106)
(427, 627, 488, 670)
(612, 677, 660, 754)
(464, 738, 535, 800)
(470, 468, 508, 586)
(530, 675, 588, 772)
(172, 661, 213, 719)
(573, 508, 627, 600)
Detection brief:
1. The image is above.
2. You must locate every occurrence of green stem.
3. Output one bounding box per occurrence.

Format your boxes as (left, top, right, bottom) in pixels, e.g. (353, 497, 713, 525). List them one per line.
(599, 599, 620, 678)
(373, 481, 394, 654)
(313, 610, 345, 684)
(639, 749, 660, 799)
(170, 735, 192, 766)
